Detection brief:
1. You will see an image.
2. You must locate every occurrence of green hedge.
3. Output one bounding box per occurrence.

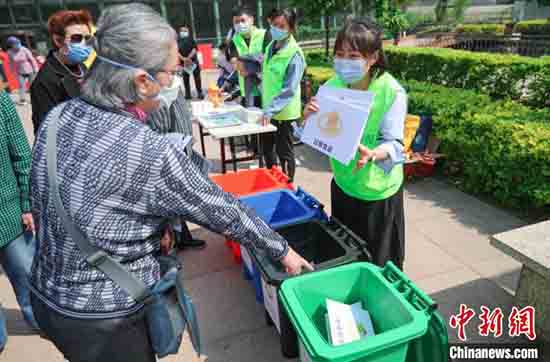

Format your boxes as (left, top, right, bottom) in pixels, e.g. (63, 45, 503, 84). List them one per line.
(380, 47, 549, 108)
(455, 24, 505, 35)
(305, 47, 550, 108)
(306, 66, 550, 209)
(514, 19, 550, 35)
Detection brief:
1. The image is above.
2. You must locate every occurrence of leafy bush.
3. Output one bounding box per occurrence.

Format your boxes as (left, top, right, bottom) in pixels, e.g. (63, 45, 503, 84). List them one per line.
(415, 24, 456, 36)
(382, 9, 410, 39)
(401, 80, 493, 119)
(306, 47, 550, 108)
(514, 19, 550, 35)
(304, 50, 333, 67)
(455, 23, 506, 35)
(306, 66, 334, 93)
(437, 112, 550, 209)
(305, 66, 550, 209)
(383, 46, 550, 108)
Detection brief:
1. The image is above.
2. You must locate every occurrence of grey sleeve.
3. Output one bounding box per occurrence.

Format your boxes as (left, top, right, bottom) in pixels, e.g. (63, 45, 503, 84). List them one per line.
(375, 91, 407, 174)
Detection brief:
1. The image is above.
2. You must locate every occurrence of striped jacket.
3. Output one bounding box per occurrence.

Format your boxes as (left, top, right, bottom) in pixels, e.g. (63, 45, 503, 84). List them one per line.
(30, 98, 288, 315)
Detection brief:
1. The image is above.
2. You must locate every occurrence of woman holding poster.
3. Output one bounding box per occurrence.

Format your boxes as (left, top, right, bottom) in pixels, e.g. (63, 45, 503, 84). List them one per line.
(304, 19, 406, 269)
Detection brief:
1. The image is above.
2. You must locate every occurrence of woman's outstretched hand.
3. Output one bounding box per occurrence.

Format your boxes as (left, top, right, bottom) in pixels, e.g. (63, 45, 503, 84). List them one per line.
(280, 247, 314, 276)
(354, 144, 377, 173)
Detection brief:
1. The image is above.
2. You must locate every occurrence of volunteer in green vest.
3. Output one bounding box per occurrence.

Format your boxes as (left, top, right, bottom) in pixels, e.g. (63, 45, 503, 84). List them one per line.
(228, 6, 270, 108)
(304, 19, 406, 269)
(261, 8, 305, 183)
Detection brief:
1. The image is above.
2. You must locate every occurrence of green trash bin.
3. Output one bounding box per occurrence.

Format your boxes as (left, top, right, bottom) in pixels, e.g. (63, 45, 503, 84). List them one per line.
(279, 262, 448, 362)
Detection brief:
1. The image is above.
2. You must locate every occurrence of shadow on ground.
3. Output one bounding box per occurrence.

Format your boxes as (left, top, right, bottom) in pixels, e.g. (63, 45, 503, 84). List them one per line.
(405, 178, 526, 237)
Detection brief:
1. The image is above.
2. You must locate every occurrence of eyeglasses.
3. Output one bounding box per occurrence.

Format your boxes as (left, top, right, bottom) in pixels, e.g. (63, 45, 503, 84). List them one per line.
(66, 33, 93, 44)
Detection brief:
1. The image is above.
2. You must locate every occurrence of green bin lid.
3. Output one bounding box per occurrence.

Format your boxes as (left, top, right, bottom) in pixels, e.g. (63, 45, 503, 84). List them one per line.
(405, 307, 449, 362)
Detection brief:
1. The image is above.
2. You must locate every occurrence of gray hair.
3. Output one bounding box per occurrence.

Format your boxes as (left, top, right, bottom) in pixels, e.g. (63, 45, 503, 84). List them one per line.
(81, 3, 176, 109)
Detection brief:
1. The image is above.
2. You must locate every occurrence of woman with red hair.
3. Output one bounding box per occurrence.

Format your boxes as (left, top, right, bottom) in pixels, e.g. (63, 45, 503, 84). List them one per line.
(30, 10, 93, 136)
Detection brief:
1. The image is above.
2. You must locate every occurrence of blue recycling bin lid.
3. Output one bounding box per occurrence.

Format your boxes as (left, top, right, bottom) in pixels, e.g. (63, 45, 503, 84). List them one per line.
(239, 188, 326, 229)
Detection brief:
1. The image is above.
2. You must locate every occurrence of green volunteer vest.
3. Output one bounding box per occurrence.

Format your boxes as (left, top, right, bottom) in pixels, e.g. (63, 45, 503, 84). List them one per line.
(327, 72, 404, 201)
(262, 35, 305, 121)
(232, 27, 266, 97)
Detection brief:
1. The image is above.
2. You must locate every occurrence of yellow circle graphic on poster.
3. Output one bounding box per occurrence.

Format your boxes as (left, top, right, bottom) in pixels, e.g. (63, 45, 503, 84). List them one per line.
(317, 111, 342, 138)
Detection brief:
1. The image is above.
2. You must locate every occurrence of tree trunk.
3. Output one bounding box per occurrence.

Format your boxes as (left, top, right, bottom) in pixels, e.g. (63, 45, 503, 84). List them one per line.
(324, 13, 330, 59)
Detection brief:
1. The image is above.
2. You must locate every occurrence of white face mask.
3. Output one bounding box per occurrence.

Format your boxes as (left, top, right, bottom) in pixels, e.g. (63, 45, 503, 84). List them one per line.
(159, 76, 182, 108)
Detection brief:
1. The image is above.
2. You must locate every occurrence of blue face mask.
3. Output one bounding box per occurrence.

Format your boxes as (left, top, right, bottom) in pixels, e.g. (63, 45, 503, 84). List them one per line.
(67, 43, 92, 64)
(235, 22, 251, 34)
(96, 55, 161, 101)
(179, 31, 189, 38)
(333, 58, 368, 84)
(270, 26, 289, 41)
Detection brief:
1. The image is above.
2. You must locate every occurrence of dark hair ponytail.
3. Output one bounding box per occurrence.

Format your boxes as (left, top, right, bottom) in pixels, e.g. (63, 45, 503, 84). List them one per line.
(334, 18, 386, 75)
(232, 5, 254, 18)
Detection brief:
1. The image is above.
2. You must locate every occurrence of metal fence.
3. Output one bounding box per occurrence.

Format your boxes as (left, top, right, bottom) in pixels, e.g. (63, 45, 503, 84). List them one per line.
(411, 32, 550, 57)
(450, 34, 550, 57)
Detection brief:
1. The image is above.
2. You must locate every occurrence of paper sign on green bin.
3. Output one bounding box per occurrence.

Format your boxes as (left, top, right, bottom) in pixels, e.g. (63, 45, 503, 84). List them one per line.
(279, 262, 448, 362)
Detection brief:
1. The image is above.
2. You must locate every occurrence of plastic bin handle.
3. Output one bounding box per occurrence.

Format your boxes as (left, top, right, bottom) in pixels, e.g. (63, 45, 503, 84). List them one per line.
(329, 216, 373, 262)
(295, 187, 325, 211)
(383, 262, 437, 313)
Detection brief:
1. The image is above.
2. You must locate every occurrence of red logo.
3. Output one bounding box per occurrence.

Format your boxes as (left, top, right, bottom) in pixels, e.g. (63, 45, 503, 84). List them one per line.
(449, 304, 476, 341)
(509, 306, 536, 341)
(478, 306, 504, 338)
(449, 305, 536, 341)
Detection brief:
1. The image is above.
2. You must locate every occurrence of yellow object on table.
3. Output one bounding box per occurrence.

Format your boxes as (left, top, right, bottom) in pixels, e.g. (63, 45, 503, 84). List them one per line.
(207, 83, 223, 108)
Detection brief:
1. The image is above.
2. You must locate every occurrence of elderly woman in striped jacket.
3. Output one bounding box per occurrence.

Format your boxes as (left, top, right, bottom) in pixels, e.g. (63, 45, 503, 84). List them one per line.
(29, 4, 312, 362)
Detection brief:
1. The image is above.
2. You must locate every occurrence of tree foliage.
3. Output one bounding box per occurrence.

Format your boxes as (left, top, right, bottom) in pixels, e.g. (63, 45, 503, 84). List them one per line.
(292, 0, 352, 57)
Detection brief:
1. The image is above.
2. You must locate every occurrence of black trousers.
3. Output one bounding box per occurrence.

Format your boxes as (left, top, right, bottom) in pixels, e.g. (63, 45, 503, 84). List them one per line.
(31, 294, 155, 362)
(261, 119, 297, 182)
(183, 66, 203, 99)
(331, 179, 405, 269)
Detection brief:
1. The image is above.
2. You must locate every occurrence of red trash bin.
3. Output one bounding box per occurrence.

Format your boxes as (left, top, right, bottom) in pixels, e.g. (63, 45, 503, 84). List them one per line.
(197, 43, 214, 70)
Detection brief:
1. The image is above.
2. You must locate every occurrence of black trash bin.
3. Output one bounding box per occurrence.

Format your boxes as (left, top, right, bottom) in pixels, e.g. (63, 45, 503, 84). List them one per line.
(248, 217, 372, 358)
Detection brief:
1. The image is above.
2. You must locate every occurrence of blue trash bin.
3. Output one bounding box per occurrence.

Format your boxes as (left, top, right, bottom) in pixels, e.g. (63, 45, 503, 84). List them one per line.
(239, 188, 328, 305)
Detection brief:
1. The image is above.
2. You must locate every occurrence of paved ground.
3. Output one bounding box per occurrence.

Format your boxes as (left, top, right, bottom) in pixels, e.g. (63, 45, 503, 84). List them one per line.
(0, 76, 540, 361)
